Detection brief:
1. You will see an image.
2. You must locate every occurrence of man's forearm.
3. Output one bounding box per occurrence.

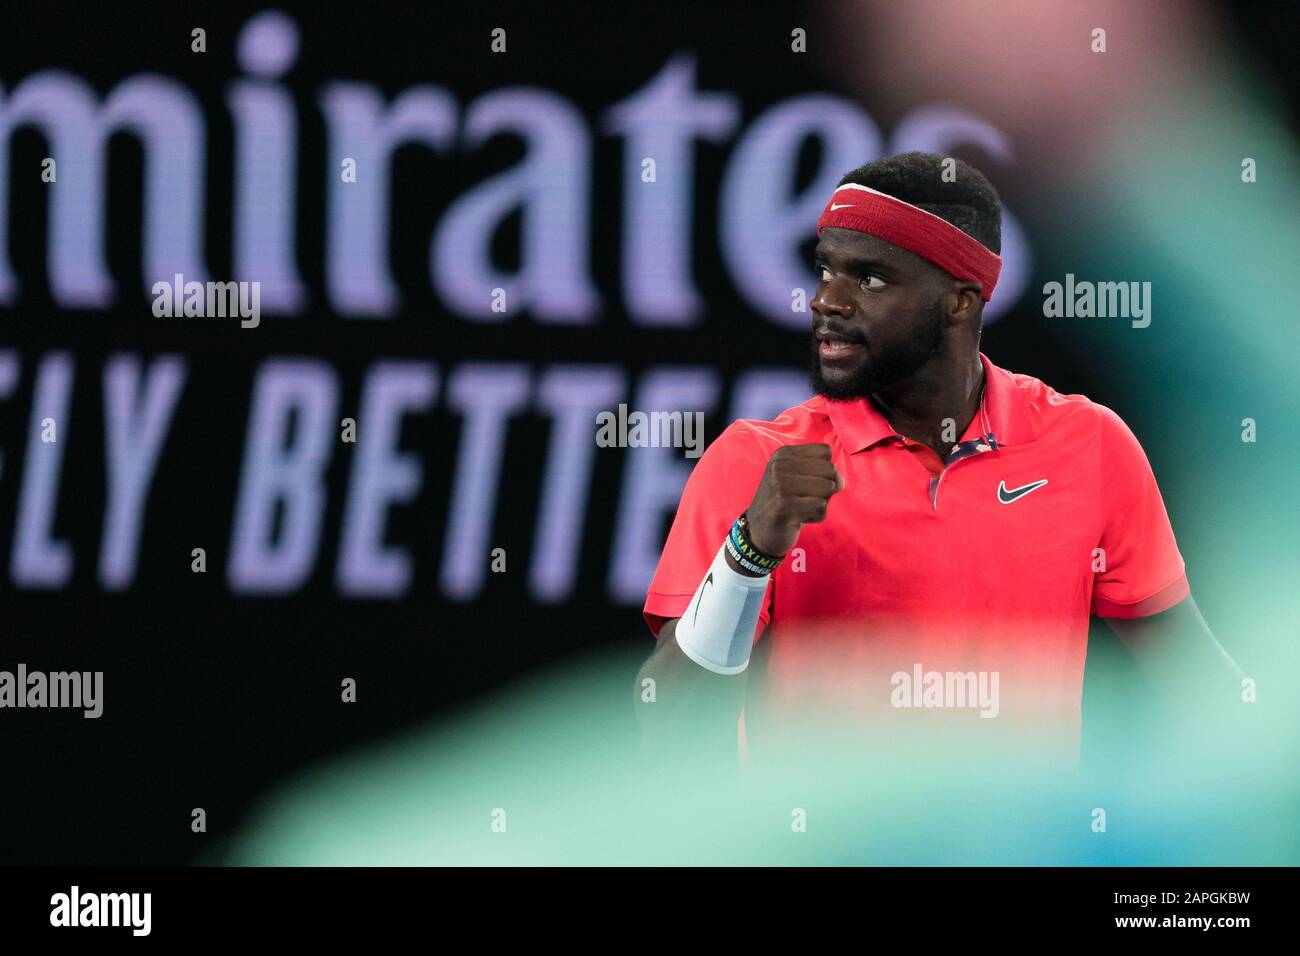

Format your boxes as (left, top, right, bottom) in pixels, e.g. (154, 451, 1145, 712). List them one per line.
(634, 510, 786, 758)
(634, 618, 747, 760)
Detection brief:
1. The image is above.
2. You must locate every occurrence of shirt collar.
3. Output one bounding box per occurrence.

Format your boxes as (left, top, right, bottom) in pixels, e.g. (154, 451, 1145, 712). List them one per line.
(824, 352, 1036, 453)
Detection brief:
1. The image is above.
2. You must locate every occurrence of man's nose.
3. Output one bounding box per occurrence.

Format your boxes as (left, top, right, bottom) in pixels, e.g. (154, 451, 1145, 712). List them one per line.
(811, 282, 854, 318)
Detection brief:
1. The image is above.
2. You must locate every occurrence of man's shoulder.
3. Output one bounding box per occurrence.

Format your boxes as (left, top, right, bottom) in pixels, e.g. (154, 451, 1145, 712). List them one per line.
(999, 365, 1123, 439)
(716, 395, 832, 452)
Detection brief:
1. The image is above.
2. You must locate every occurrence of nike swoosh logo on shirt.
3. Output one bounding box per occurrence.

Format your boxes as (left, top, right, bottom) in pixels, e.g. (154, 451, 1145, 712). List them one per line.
(998, 479, 1048, 504)
(693, 572, 713, 626)
(830, 203, 854, 210)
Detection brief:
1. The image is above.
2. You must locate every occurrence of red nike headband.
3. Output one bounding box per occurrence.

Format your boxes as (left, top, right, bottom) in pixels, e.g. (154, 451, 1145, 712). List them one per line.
(816, 184, 1002, 301)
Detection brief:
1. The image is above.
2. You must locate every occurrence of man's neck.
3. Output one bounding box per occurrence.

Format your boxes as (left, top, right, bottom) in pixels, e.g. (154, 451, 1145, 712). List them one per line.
(871, 350, 985, 458)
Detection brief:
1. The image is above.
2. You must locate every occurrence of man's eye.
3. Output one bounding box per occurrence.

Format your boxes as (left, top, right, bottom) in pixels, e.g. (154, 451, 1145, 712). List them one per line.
(817, 266, 833, 282)
(859, 275, 886, 291)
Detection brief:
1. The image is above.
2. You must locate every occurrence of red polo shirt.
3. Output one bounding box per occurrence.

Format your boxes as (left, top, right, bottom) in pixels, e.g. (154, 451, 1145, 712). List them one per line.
(643, 353, 1188, 750)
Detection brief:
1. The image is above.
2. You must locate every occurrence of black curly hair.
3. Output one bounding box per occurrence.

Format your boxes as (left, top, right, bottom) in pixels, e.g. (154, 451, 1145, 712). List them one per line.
(836, 151, 1002, 254)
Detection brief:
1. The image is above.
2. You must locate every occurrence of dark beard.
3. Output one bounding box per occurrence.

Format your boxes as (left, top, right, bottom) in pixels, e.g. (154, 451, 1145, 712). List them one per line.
(810, 299, 945, 401)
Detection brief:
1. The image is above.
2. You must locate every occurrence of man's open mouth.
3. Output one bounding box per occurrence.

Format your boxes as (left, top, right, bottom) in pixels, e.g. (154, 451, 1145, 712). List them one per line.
(816, 329, 865, 363)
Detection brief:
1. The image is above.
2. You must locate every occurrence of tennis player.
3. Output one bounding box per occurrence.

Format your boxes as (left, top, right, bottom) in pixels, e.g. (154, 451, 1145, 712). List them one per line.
(637, 152, 1241, 756)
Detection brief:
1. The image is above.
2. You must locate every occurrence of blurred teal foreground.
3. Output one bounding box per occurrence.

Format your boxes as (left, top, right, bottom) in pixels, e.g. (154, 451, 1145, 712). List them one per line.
(225, 641, 1294, 866)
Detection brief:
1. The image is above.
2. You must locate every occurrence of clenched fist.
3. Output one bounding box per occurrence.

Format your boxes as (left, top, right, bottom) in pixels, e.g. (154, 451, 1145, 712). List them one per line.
(742, 443, 845, 558)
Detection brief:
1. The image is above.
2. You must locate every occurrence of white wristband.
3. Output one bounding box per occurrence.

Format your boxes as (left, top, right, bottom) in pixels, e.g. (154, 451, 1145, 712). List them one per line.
(672, 541, 770, 675)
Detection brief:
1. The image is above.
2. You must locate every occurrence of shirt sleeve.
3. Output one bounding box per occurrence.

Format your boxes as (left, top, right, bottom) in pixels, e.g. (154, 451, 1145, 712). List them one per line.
(1091, 404, 1189, 618)
(643, 422, 774, 638)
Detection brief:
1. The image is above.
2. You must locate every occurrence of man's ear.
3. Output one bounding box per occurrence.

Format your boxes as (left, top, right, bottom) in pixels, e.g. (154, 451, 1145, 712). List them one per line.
(947, 283, 984, 324)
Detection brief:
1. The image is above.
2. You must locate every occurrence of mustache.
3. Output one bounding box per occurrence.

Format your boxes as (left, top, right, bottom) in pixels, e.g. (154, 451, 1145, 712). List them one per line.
(812, 321, 867, 345)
